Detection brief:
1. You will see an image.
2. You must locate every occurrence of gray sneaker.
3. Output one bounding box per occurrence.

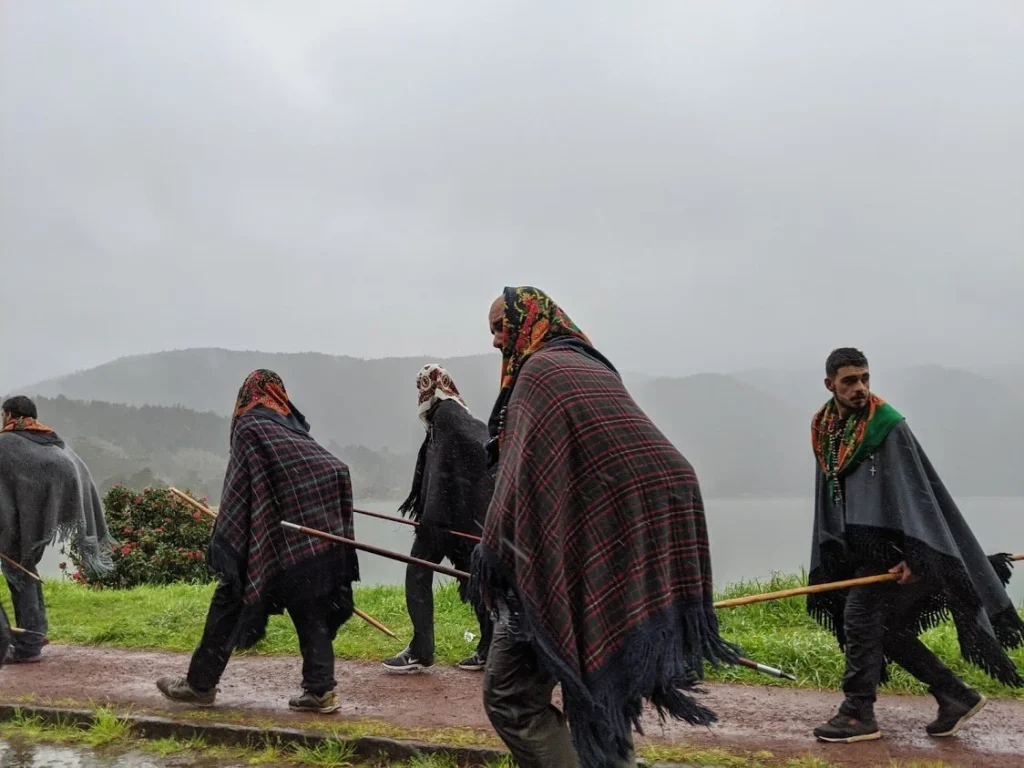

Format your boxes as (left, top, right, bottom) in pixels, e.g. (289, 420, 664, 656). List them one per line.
(381, 647, 430, 673)
(457, 652, 487, 671)
(288, 689, 340, 714)
(156, 675, 216, 707)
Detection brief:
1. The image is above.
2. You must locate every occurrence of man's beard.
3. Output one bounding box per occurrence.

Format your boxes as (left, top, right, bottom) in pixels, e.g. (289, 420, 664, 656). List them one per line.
(841, 394, 869, 413)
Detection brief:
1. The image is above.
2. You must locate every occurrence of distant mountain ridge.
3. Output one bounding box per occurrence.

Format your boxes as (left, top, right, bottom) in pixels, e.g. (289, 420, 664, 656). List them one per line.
(12, 348, 1024, 498)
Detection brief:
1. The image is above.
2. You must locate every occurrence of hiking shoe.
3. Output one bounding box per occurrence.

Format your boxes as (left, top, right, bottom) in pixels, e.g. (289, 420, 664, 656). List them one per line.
(156, 675, 216, 707)
(6, 648, 43, 664)
(813, 713, 882, 743)
(457, 652, 487, 671)
(381, 647, 430, 673)
(927, 689, 987, 737)
(288, 689, 340, 714)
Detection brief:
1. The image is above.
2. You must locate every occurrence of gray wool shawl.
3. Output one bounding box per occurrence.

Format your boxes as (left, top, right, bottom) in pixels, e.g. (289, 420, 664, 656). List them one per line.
(809, 420, 1023, 687)
(0, 432, 114, 582)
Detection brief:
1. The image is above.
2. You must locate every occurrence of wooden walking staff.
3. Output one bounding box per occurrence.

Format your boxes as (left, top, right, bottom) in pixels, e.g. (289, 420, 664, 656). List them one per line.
(0, 553, 43, 583)
(167, 488, 401, 641)
(280, 521, 470, 579)
(714, 553, 1024, 610)
(284, 521, 802, 681)
(353, 507, 482, 543)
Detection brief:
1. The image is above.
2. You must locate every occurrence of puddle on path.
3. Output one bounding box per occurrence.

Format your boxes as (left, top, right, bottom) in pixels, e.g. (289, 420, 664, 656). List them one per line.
(0, 739, 256, 768)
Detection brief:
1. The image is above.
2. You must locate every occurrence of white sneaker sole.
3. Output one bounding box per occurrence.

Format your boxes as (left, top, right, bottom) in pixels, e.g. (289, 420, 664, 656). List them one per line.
(815, 730, 882, 744)
(381, 662, 426, 674)
(930, 696, 988, 738)
(289, 703, 340, 714)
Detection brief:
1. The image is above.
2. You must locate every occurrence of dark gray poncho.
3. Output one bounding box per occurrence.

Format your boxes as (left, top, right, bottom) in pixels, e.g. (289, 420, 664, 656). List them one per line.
(398, 399, 493, 571)
(0, 431, 114, 582)
(809, 420, 1024, 687)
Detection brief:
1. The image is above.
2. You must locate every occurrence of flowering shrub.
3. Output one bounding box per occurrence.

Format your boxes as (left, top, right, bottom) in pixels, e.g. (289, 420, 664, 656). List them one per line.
(62, 485, 215, 589)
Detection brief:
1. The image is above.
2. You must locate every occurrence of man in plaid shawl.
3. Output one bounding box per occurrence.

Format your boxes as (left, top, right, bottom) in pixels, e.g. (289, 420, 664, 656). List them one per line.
(157, 370, 359, 713)
(470, 287, 738, 768)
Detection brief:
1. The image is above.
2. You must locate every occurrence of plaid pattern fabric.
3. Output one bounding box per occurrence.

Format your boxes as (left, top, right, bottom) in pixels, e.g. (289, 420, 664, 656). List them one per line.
(214, 413, 356, 606)
(475, 345, 736, 766)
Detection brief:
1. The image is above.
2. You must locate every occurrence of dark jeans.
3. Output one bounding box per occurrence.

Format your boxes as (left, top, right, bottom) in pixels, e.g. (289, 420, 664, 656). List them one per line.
(187, 580, 342, 695)
(0, 604, 12, 666)
(5, 574, 47, 658)
(483, 623, 636, 768)
(840, 569, 968, 720)
(406, 532, 493, 664)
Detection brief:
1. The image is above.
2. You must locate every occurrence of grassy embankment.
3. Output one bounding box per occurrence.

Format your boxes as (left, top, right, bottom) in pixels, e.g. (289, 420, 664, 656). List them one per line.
(3, 573, 1022, 699)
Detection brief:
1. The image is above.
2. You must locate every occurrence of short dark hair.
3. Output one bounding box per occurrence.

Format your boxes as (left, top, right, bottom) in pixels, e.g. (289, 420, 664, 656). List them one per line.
(1, 396, 38, 420)
(825, 348, 869, 378)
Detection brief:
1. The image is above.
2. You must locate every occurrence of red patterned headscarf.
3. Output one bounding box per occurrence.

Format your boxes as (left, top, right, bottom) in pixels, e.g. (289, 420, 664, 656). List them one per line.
(233, 369, 292, 422)
(486, 287, 591, 463)
(416, 364, 469, 429)
(1, 416, 55, 434)
(497, 286, 591, 391)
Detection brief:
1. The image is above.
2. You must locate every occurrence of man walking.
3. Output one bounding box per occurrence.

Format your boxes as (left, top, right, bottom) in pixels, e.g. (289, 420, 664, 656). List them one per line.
(808, 348, 1023, 743)
(0, 396, 113, 663)
(471, 287, 738, 768)
(382, 364, 494, 673)
(156, 370, 359, 713)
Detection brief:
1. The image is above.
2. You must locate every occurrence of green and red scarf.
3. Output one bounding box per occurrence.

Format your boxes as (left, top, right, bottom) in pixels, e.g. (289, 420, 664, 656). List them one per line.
(811, 394, 904, 502)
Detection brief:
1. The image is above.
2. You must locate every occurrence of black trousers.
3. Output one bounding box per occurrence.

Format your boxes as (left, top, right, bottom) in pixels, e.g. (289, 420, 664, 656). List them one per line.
(483, 623, 635, 768)
(187, 580, 345, 695)
(406, 531, 493, 664)
(0, 604, 12, 666)
(4, 574, 47, 658)
(840, 570, 968, 720)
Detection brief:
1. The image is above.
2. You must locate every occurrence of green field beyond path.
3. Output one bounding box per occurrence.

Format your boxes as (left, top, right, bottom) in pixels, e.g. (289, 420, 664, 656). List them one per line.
(3, 574, 1022, 699)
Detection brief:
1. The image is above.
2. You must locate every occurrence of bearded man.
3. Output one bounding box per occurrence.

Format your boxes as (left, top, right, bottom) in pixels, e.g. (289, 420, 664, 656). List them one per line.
(470, 287, 738, 768)
(809, 347, 1023, 744)
(156, 370, 359, 713)
(0, 395, 113, 663)
(382, 364, 494, 673)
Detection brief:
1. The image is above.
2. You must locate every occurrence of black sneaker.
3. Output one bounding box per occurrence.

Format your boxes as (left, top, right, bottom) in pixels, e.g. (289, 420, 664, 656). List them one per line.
(288, 689, 339, 714)
(927, 689, 987, 737)
(457, 652, 487, 671)
(813, 713, 882, 743)
(381, 647, 430, 673)
(156, 675, 217, 707)
(6, 642, 43, 664)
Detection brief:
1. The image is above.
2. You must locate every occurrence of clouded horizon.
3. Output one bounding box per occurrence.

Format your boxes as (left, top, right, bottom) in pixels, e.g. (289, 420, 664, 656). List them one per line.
(2, 1, 1022, 390)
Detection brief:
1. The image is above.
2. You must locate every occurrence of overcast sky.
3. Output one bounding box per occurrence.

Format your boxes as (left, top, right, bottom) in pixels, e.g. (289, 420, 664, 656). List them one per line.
(2, 1, 1022, 390)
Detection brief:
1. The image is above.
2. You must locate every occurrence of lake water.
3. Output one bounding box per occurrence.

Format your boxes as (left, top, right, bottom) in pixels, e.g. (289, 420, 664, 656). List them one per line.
(34, 497, 1024, 604)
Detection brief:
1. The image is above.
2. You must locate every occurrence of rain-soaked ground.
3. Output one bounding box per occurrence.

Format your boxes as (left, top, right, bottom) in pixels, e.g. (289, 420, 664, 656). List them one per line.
(0, 738, 253, 768)
(4, 645, 1024, 768)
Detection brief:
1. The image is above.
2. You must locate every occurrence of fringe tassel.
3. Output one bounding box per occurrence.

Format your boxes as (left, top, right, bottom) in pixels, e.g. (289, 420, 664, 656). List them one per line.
(988, 553, 1015, 588)
(809, 535, 1024, 689)
(470, 544, 741, 768)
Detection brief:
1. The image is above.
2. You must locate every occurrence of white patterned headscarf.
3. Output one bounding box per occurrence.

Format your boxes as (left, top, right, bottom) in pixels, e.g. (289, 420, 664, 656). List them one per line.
(417, 364, 469, 429)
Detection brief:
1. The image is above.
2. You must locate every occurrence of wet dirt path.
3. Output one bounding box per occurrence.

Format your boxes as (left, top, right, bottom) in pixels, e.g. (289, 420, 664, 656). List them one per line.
(2, 646, 1022, 767)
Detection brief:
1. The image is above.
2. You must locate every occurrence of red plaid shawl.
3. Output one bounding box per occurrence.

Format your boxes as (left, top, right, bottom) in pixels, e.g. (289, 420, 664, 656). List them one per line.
(473, 345, 737, 767)
(209, 412, 358, 607)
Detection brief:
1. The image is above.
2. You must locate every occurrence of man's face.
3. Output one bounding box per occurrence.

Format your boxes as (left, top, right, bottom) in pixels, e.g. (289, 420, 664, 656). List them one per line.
(0, 411, 9, 428)
(488, 297, 505, 351)
(826, 365, 870, 413)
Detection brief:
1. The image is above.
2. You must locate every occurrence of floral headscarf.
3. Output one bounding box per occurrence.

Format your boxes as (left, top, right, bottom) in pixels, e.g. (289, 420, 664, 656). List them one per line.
(486, 286, 591, 463)
(1, 416, 55, 434)
(416, 364, 469, 429)
(496, 286, 591, 391)
(233, 369, 292, 421)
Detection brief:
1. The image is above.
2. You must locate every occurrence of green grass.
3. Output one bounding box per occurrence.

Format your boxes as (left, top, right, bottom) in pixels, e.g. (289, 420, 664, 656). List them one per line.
(3, 573, 1022, 699)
